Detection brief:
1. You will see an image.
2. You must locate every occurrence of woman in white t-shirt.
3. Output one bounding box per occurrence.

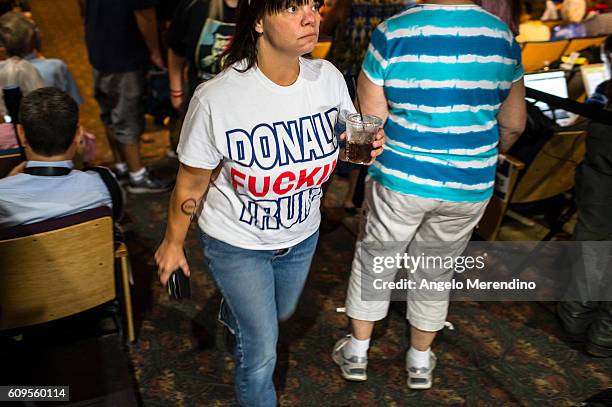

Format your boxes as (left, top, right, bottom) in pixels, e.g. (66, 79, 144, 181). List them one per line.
(155, 1, 384, 405)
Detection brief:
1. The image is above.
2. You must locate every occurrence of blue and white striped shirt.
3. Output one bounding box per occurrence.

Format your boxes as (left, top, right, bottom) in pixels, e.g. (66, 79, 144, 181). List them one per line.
(363, 4, 524, 202)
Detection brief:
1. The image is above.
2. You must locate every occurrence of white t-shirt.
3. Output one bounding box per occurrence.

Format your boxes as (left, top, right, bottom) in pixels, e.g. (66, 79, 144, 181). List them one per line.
(177, 57, 356, 250)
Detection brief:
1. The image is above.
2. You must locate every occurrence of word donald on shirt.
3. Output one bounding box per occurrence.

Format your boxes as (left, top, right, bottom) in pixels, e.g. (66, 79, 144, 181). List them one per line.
(226, 107, 340, 231)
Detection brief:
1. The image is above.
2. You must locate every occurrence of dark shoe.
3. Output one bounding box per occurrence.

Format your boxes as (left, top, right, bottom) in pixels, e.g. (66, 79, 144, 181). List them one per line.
(586, 302, 612, 358)
(557, 301, 598, 336)
(111, 165, 129, 183)
(126, 171, 172, 194)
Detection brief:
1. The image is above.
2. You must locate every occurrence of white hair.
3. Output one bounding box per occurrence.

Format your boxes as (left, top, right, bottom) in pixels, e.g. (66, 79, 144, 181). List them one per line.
(0, 57, 45, 116)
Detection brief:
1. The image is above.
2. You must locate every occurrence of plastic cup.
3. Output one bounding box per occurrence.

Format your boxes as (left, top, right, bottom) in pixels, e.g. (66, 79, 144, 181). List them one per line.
(341, 113, 383, 164)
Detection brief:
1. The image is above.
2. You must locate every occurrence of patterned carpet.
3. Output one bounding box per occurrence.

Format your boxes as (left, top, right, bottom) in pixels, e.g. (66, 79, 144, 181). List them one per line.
(29, 1, 611, 406)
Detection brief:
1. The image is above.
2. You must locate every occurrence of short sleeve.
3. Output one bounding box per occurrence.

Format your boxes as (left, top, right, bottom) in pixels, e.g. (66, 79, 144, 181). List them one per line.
(176, 96, 223, 169)
(60, 62, 84, 105)
(511, 37, 524, 82)
(167, 0, 191, 56)
(361, 24, 388, 87)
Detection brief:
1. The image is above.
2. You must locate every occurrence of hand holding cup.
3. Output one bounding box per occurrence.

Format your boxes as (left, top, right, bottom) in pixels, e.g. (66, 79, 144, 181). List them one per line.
(340, 113, 385, 165)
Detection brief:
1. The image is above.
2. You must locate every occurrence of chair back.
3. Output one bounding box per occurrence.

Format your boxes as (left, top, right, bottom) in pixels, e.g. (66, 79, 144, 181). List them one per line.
(511, 130, 586, 204)
(0, 148, 23, 178)
(311, 41, 332, 59)
(477, 155, 525, 241)
(522, 40, 569, 73)
(0, 207, 115, 330)
(563, 36, 607, 56)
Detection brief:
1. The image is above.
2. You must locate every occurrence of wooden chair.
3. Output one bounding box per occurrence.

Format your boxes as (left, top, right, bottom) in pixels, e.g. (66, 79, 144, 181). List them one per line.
(311, 41, 332, 59)
(477, 130, 586, 240)
(476, 154, 525, 241)
(542, 20, 564, 30)
(563, 36, 607, 56)
(521, 40, 569, 73)
(0, 148, 23, 178)
(511, 129, 586, 204)
(0, 207, 135, 342)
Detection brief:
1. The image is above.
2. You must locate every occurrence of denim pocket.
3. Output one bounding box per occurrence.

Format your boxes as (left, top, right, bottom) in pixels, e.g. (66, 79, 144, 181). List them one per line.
(272, 247, 291, 259)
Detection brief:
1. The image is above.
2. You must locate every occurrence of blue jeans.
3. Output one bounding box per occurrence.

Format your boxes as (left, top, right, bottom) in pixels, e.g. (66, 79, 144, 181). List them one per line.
(201, 231, 319, 407)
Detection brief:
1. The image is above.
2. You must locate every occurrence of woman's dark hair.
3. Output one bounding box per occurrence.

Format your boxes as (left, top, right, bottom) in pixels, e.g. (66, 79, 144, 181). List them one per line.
(222, 0, 314, 72)
(474, 0, 522, 35)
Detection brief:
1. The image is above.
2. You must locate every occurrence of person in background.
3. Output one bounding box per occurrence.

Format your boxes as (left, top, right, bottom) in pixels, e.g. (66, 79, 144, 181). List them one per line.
(168, 0, 238, 111)
(0, 11, 83, 105)
(584, 4, 612, 36)
(333, 0, 526, 390)
(0, 88, 117, 228)
(0, 0, 30, 17)
(81, 0, 171, 193)
(587, 37, 612, 109)
(0, 57, 43, 151)
(517, 1, 552, 42)
(320, 0, 407, 213)
(475, 0, 521, 34)
(562, 0, 587, 22)
(155, 1, 384, 404)
(542, 0, 561, 20)
(586, 0, 609, 17)
(557, 34, 612, 358)
(166, 0, 238, 154)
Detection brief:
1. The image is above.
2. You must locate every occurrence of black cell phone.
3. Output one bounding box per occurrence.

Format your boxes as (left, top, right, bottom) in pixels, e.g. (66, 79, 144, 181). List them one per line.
(167, 267, 191, 300)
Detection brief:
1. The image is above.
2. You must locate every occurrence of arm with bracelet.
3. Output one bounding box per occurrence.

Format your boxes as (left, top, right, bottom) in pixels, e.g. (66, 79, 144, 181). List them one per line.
(168, 49, 186, 111)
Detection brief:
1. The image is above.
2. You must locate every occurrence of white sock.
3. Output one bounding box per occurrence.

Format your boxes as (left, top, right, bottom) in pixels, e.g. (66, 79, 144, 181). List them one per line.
(344, 336, 370, 358)
(129, 167, 146, 182)
(407, 346, 431, 369)
(114, 162, 128, 173)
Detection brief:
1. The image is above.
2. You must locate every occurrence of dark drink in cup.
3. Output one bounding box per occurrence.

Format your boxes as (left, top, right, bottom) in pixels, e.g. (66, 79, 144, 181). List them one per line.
(346, 137, 374, 163)
(342, 114, 383, 164)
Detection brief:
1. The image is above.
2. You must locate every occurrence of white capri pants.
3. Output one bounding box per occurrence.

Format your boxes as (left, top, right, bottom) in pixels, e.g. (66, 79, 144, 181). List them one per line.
(345, 179, 489, 332)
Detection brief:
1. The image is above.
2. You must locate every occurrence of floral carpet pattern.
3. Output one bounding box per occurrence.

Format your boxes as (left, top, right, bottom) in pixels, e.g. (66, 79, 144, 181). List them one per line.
(29, 1, 611, 406)
(124, 189, 611, 406)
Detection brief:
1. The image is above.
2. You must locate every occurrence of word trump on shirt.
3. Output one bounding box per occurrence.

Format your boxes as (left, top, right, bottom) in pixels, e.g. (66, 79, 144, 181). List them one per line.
(226, 108, 340, 230)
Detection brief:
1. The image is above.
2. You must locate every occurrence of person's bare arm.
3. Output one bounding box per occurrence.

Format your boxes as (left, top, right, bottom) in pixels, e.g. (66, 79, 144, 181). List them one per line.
(497, 79, 526, 153)
(155, 163, 213, 285)
(168, 48, 187, 110)
(134, 7, 165, 69)
(320, 0, 350, 37)
(356, 71, 389, 122)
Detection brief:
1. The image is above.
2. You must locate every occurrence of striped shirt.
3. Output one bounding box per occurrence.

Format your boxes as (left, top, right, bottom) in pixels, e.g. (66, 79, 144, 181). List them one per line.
(363, 4, 524, 202)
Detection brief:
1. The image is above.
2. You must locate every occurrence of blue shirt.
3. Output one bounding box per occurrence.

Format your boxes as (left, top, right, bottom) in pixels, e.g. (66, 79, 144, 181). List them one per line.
(0, 160, 112, 228)
(586, 80, 610, 108)
(25, 55, 84, 105)
(363, 4, 524, 202)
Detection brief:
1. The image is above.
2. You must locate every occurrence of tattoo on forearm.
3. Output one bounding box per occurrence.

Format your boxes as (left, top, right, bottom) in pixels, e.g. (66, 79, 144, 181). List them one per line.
(181, 198, 198, 219)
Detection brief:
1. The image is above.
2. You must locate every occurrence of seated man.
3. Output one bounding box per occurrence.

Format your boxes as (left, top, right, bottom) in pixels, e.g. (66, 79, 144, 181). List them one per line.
(0, 87, 120, 228)
(517, 2, 552, 42)
(0, 11, 83, 105)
